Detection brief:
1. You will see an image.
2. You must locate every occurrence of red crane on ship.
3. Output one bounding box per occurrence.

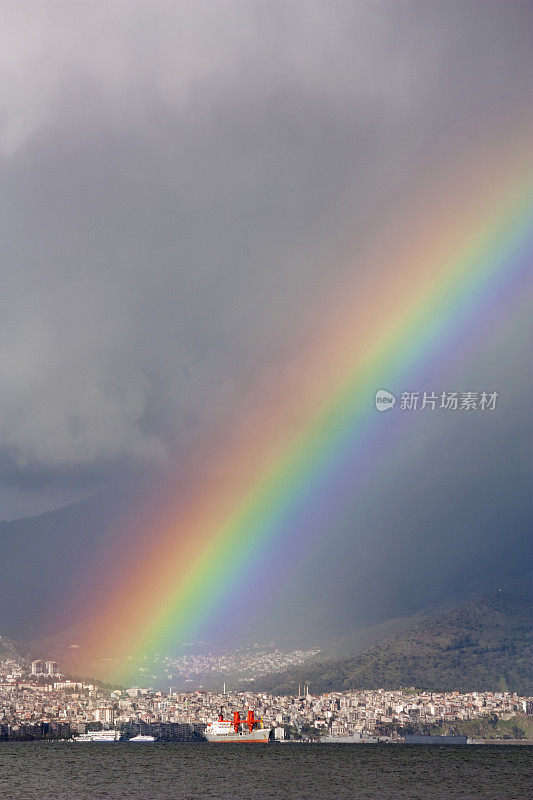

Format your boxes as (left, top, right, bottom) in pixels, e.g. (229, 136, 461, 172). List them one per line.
(218, 709, 257, 734)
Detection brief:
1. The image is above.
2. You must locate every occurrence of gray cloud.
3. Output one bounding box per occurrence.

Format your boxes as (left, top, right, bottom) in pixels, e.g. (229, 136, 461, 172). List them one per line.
(0, 1, 531, 517)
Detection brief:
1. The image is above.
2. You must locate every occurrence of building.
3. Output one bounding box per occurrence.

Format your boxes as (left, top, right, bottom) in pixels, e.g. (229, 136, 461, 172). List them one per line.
(94, 707, 115, 726)
(31, 660, 45, 675)
(45, 661, 58, 675)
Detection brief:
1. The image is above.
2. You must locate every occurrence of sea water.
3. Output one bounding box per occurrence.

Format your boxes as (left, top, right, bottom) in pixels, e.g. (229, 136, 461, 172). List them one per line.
(0, 742, 530, 800)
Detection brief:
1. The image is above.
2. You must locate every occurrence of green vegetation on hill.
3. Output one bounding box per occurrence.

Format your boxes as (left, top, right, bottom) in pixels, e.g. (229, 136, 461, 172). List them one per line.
(319, 597, 463, 661)
(258, 592, 532, 695)
(425, 714, 533, 740)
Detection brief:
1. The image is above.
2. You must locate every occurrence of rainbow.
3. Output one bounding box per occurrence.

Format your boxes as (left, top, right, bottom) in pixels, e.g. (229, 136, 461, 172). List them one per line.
(79, 120, 532, 681)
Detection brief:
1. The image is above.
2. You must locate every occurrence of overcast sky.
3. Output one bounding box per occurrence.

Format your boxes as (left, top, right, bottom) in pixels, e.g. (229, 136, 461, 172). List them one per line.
(0, 1, 531, 520)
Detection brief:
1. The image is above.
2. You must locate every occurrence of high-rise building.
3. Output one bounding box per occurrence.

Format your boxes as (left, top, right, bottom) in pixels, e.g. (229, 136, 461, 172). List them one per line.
(94, 707, 115, 726)
(31, 660, 45, 675)
(45, 661, 58, 675)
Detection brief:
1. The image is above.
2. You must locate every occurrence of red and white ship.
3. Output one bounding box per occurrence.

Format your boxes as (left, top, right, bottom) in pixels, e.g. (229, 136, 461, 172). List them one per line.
(204, 710, 270, 743)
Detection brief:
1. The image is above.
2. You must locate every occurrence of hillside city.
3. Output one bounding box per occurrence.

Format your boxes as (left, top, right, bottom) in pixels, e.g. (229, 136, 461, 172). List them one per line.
(157, 646, 321, 683)
(1, 653, 531, 742)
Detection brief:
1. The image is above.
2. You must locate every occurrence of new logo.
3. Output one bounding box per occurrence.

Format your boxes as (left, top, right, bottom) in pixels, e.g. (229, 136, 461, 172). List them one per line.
(375, 389, 396, 411)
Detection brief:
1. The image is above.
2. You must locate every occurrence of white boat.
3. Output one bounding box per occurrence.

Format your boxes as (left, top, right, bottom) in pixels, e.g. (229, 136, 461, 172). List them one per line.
(73, 729, 120, 742)
(128, 733, 156, 742)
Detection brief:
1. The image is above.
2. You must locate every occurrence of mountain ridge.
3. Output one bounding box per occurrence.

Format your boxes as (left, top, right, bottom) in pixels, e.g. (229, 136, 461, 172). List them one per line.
(256, 591, 532, 695)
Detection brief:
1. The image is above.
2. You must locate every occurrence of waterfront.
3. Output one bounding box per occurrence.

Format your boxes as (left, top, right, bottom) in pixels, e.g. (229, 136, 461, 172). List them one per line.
(3, 651, 531, 742)
(0, 742, 531, 800)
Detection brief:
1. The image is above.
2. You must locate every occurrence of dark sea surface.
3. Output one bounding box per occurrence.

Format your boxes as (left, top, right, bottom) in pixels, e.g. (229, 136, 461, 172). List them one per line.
(0, 743, 531, 800)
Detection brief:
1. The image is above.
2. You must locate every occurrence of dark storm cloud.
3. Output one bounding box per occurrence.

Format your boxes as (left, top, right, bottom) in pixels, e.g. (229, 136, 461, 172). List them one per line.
(0, 1, 531, 518)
